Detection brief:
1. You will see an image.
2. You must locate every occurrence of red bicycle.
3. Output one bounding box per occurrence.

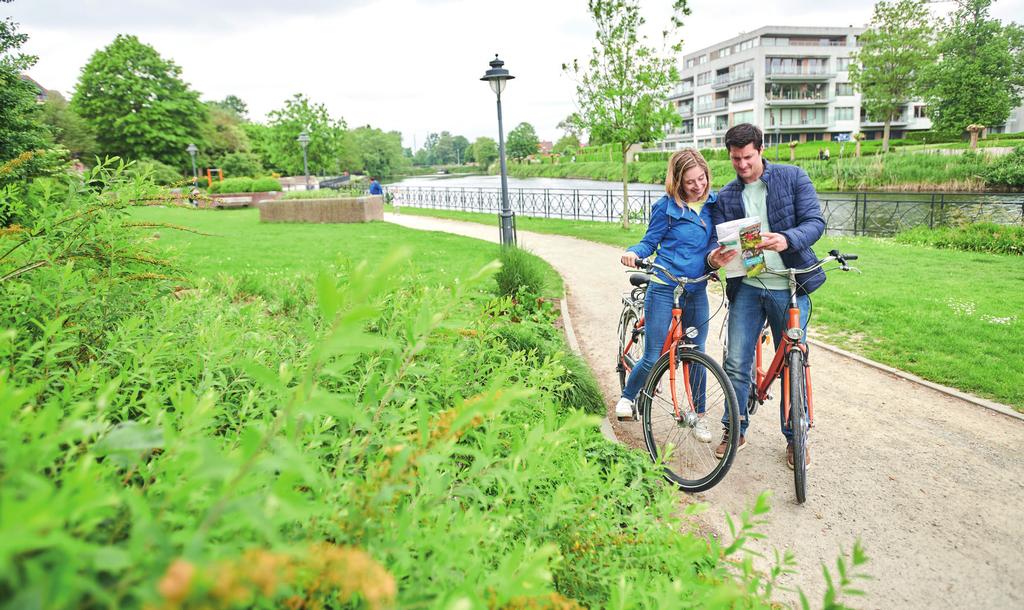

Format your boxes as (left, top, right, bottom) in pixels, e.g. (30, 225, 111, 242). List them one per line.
(730, 250, 859, 503)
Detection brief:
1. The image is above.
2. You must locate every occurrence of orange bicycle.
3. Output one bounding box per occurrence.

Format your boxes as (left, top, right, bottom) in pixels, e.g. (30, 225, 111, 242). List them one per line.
(618, 260, 740, 492)
(735, 250, 859, 503)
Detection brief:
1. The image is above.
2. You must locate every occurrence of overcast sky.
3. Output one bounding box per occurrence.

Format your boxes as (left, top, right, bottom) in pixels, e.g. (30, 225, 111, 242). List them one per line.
(6, 0, 1023, 150)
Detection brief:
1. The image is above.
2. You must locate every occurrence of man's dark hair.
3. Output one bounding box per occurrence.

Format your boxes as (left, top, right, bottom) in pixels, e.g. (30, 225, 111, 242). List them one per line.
(724, 123, 763, 151)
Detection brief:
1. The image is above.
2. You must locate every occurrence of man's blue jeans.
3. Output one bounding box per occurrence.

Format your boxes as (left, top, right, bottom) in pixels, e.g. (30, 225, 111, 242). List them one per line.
(724, 282, 810, 440)
(622, 284, 709, 402)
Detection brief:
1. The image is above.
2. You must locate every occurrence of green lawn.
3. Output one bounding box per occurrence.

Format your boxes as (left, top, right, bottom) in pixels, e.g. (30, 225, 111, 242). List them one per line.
(133, 206, 562, 295)
(386, 205, 1024, 409)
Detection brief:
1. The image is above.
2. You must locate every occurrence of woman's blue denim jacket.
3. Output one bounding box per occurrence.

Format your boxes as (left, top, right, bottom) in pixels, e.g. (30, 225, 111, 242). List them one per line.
(626, 192, 718, 292)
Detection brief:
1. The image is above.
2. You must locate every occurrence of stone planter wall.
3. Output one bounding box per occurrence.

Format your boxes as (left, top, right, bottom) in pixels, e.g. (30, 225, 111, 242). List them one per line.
(257, 195, 384, 223)
(201, 191, 282, 209)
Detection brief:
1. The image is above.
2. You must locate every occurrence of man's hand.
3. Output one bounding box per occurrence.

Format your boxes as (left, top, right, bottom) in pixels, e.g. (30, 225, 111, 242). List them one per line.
(708, 245, 737, 269)
(760, 232, 789, 252)
(621, 251, 639, 268)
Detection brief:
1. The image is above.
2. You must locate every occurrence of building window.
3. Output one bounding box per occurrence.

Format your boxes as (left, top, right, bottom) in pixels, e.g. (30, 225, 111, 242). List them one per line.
(698, 54, 708, 65)
(697, 115, 713, 129)
(836, 57, 851, 71)
(914, 105, 928, 118)
(730, 82, 754, 102)
(733, 110, 754, 124)
(686, 58, 696, 69)
(765, 107, 827, 127)
(765, 82, 828, 101)
(834, 107, 854, 121)
(697, 71, 712, 86)
(836, 82, 854, 96)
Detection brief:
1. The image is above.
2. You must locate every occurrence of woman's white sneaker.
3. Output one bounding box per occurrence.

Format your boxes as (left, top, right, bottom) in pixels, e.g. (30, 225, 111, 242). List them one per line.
(614, 397, 635, 420)
(693, 418, 713, 443)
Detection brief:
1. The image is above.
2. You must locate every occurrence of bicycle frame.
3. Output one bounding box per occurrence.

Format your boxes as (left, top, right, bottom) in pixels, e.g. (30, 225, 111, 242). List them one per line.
(751, 307, 814, 429)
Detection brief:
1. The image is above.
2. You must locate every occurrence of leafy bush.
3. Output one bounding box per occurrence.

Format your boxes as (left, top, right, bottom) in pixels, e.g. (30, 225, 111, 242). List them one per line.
(127, 158, 185, 186)
(983, 145, 1024, 188)
(217, 151, 265, 178)
(250, 176, 282, 192)
(495, 245, 548, 299)
(211, 176, 253, 194)
(894, 222, 1024, 255)
(0, 147, 71, 226)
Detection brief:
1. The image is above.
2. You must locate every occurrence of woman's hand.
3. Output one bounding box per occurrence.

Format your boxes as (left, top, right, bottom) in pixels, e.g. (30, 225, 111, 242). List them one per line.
(621, 251, 639, 268)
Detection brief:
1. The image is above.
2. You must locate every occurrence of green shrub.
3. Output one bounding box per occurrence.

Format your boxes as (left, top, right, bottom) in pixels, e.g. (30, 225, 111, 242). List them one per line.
(495, 246, 548, 299)
(214, 176, 254, 194)
(281, 187, 364, 200)
(894, 222, 1024, 255)
(250, 176, 282, 192)
(983, 145, 1024, 188)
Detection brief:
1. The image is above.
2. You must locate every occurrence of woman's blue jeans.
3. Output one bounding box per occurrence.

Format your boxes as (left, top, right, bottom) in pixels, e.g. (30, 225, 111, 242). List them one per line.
(621, 284, 709, 402)
(723, 282, 810, 440)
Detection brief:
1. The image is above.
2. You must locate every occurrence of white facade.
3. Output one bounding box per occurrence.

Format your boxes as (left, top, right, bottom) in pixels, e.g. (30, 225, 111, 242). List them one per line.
(658, 26, 933, 150)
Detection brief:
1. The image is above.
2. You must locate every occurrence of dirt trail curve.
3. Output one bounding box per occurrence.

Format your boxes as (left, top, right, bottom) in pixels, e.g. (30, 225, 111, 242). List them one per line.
(385, 213, 1024, 610)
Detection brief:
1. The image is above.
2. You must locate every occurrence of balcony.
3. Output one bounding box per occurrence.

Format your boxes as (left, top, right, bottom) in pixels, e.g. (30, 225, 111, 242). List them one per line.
(764, 96, 833, 106)
(677, 106, 694, 118)
(668, 83, 694, 99)
(861, 115, 909, 127)
(770, 120, 831, 130)
(765, 69, 835, 81)
(711, 69, 754, 90)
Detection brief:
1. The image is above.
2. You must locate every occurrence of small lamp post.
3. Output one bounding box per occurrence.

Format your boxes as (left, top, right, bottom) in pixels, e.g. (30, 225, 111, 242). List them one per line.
(297, 131, 311, 190)
(480, 54, 516, 247)
(186, 143, 198, 186)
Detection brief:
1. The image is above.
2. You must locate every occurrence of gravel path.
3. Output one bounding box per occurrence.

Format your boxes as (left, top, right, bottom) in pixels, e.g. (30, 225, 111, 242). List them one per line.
(385, 213, 1024, 609)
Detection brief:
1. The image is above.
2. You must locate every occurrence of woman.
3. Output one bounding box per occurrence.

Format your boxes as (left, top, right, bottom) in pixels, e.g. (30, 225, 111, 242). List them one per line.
(615, 149, 718, 443)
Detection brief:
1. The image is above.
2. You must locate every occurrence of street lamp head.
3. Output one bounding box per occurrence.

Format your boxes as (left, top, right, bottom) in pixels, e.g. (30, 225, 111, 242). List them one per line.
(297, 131, 310, 147)
(480, 54, 514, 96)
(186, 143, 198, 156)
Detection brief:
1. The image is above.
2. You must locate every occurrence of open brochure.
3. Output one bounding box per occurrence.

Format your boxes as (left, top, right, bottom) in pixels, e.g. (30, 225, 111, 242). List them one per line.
(715, 216, 765, 278)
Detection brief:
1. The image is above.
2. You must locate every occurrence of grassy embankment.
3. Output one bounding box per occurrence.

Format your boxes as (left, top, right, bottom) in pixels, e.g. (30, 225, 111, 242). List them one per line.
(385, 205, 1024, 410)
(9, 165, 866, 608)
(506, 153, 1012, 191)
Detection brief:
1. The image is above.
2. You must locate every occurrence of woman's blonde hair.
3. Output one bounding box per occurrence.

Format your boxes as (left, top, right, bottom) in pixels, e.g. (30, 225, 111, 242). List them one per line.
(664, 148, 712, 203)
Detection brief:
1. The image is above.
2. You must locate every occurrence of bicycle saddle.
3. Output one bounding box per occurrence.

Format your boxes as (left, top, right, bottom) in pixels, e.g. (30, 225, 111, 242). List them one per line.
(629, 273, 651, 288)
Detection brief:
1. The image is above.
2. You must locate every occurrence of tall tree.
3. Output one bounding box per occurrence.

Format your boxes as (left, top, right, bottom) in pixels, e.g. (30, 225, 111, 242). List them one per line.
(553, 134, 581, 156)
(849, 0, 934, 153)
(0, 7, 51, 161)
(506, 122, 539, 162)
(471, 136, 498, 167)
(452, 135, 470, 164)
(264, 93, 356, 175)
(39, 91, 98, 161)
(350, 125, 409, 179)
(564, 0, 689, 228)
(433, 131, 457, 165)
(214, 94, 249, 119)
(919, 0, 1024, 137)
(72, 34, 206, 168)
(199, 102, 252, 165)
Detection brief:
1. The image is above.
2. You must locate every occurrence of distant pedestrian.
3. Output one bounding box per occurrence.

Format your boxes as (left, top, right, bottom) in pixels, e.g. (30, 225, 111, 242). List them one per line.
(823, 148, 831, 162)
(368, 177, 384, 196)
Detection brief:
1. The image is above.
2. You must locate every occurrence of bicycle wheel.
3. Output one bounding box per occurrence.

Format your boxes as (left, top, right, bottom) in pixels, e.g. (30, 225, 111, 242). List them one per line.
(638, 349, 740, 492)
(617, 307, 644, 390)
(788, 349, 809, 504)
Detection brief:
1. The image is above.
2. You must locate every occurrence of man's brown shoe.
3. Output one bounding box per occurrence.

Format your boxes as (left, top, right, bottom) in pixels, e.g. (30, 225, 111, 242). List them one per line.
(786, 442, 811, 470)
(714, 430, 746, 459)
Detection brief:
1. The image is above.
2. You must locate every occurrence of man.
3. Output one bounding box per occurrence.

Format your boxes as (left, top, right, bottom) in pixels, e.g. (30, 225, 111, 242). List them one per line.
(368, 177, 384, 196)
(707, 123, 826, 470)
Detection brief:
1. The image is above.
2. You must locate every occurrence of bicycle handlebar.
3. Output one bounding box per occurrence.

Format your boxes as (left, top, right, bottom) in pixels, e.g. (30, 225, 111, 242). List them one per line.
(764, 249, 860, 276)
(634, 259, 717, 286)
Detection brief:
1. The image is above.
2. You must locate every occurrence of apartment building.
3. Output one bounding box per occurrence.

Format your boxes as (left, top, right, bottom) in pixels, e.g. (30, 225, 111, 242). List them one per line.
(658, 26, 932, 150)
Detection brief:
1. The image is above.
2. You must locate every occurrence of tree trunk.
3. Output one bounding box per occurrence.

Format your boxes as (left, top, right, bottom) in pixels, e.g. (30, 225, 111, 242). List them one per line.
(969, 130, 979, 150)
(856, 140, 862, 157)
(882, 118, 891, 154)
(621, 143, 630, 229)
(789, 146, 796, 163)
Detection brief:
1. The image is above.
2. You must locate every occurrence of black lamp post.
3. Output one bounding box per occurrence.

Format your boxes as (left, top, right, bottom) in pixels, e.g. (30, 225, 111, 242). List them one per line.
(186, 143, 198, 187)
(480, 54, 516, 247)
(297, 131, 311, 190)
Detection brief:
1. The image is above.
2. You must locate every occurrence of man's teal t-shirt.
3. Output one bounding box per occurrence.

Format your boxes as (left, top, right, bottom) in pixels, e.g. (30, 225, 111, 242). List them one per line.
(741, 180, 789, 291)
